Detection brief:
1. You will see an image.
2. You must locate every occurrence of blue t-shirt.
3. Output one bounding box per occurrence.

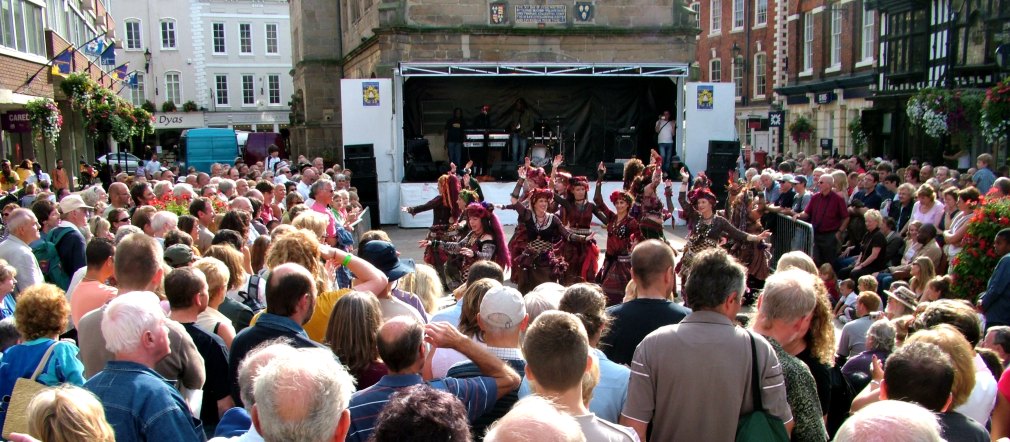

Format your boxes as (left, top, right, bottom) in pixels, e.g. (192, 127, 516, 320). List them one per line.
(0, 338, 86, 433)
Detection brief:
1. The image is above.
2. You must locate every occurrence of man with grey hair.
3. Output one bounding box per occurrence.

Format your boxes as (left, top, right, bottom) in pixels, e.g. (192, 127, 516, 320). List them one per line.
(308, 179, 339, 247)
(251, 347, 356, 442)
(85, 292, 205, 441)
(620, 248, 791, 441)
(151, 211, 179, 242)
(219, 179, 237, 200)
(982, 325, 1010, 369)
(836, 401, 943, 442)
(842, 319, 896, 378)
(485, 395, 585, 442)
(752, 268, 827, 441)
(207, 341, 298, 441)
(0, 208, 42, 293)
(798, 172, 849, 266)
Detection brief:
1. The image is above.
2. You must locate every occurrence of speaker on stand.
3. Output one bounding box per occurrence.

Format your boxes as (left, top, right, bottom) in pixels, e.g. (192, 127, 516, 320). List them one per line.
(706, 140, 741, 205)
(344, 155, 380, 227)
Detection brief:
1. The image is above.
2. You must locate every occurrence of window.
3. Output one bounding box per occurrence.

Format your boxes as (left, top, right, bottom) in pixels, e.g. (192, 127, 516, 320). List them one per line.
(884, 9, 928, 75)
(830, 5, 842, 67)
(160, 19, 176, 49)
(265, 23, 278, 54)
(733, 59, 744, 97)
(23, 1, 42, 56)
(710, 0, 721, 33)
(268, 74, 281, 104)
(755, 0, 767, 25)
(165, 72, 181, 105)
(710, 59, 722, 82)
(690, 3, 700, 27)
(212, 22, 225, 53)
(125, 19, 141, 50)
(754, 53, 767, 96)
(215, 75, 229, 106)
(733, 0, 744, 28)
(0, 0, 44, 56)
(239, 23, 252, 54)
(241, 74, 254, 105)
(803, 12, 814, 71)
(862, 6, 875, 60)
(46, 0, 67, 38)
(130, 73, 146, 106)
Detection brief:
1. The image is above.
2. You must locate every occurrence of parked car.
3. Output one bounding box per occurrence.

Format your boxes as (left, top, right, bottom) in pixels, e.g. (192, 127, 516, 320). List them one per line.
(97, 152, 143, 174)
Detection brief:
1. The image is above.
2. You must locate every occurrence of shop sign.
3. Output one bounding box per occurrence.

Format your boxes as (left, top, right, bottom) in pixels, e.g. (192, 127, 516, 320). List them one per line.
(1, 110, 31, 133)
(153, 112, 205, 130)
(815, 92, 837, 105)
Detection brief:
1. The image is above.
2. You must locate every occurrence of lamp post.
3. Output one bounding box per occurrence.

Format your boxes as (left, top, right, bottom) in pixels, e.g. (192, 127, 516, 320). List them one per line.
(144, 48, 152, 73)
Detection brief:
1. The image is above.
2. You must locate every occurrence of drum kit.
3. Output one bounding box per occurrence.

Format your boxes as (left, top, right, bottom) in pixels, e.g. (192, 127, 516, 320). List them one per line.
(529, 117, 574, 167)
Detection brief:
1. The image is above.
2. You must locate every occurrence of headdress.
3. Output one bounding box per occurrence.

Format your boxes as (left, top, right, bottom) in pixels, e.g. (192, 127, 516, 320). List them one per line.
(688, 187, 718, 207)
(438, 173, 461, 219)
(530, 187, 554, 202)
(555, 171, 572, 184)
(570, 176, 589, 188)
(610, 190, 634, 206)
(464, 202, 511, 269)
(526, 167, 549, 189)
(459, 188, 480, 206)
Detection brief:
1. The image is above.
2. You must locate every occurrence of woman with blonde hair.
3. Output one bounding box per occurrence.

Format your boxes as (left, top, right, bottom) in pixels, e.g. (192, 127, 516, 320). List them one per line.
(0, 259, 17, 319)
(0, 284, 86, 431)
(398, 263, 443, 314)
(292, 211, 329, 242)
(831, 170, 849, 200)
(908, 256, 935, 299)
(24, 385, 114, 442)
(202, 246, 257, 331)
(87, 217, 113, 241)
(911, 184, 944, 228)
(192, 256, 237, 347)
(265, 228, 333, 294)
(324, 291, 387, 389)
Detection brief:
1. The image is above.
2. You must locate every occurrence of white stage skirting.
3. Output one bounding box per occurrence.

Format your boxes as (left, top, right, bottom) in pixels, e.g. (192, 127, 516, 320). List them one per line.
(397, 181, 687, 228)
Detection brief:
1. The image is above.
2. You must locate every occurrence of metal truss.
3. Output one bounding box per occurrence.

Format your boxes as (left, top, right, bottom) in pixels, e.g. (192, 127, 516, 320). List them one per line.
(399, 62, 689, 77)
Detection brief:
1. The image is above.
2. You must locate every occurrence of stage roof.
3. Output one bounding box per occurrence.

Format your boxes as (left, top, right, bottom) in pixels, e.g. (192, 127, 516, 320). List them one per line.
(398, 62, 690, 78)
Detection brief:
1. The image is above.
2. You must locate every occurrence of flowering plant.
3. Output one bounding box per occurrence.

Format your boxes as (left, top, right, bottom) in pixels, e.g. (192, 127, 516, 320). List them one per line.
(788, 116, 814, 145)
(60, 73, 95, 110)
(25, 98, 63, 146)
(950, 195, 1010, 299)
(848, 117, 867, 153)
(906, 88, 984, 139)
(982, 77, 1010, 144)
(150, 193, 194, 216)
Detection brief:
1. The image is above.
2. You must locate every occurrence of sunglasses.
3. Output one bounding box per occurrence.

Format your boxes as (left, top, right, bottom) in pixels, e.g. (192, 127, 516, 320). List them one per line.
(117, 217, 130, 223)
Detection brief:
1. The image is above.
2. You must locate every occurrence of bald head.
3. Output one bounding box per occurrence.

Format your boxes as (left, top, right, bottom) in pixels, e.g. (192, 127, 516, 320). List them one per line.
(6, 208, 39, 244)
(265, 263, 315, 318)
(230, 196, 253, 213)
(377, 317, 425, 373)
(109, 182, 131, 208)
(630, 239, 675, 291)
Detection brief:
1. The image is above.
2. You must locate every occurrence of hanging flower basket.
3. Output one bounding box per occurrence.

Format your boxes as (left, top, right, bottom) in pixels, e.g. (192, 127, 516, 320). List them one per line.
(59, 73, 95, 111)
(982, 77, 1010, 144)
(906, 88, 984, 139)
(25, 98, 62, 146)
(788, 116, 814, 145)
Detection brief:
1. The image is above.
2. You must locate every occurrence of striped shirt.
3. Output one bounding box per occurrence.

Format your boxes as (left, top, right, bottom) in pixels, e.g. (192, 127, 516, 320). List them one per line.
(346, 373, 497, 442)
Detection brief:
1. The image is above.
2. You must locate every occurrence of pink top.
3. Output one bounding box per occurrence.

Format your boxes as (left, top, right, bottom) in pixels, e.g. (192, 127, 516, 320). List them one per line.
(911, 200, 944, 227)
(69, 280, 118, 327)
(311, 202, 338, 238)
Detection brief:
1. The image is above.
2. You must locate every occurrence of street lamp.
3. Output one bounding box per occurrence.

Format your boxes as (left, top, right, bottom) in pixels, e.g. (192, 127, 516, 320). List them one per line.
(144, 48, 152, 73)
(732, 43, 747, 71)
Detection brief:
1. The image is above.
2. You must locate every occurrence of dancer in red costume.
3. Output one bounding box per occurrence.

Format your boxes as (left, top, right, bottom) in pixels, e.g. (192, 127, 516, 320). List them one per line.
(420, 201, 510, 283)
(402, 163, 462, 284)
(594, 162, 641, 305)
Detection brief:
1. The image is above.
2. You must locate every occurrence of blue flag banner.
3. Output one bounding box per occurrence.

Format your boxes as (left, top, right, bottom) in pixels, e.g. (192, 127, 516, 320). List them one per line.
(99, 44, 115, 66)
(83, 39, 105, 57)
(128, 72, 139, 89)
(51, 49, 75, 77)
(114, 63, 129, 81)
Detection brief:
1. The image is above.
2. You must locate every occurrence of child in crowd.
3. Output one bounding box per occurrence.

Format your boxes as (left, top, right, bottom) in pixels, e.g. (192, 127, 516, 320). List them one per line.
(857, 275, 878, 295)
(819, 263, 840, 305)
(833, 279, 858, 322)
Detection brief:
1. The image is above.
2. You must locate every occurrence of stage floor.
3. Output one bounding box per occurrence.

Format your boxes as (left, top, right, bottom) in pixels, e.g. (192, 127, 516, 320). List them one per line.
(396, 181, 687, 228)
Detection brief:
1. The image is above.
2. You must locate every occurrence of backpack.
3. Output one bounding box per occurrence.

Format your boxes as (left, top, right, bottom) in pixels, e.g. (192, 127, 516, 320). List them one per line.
(237, 273, 265, 313)
(31, 227, 73, 290)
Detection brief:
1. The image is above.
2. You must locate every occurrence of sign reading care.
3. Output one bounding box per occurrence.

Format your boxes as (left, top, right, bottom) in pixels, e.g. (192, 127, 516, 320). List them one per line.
(2, 110, 31, 133)
(153, 112, 205, 130)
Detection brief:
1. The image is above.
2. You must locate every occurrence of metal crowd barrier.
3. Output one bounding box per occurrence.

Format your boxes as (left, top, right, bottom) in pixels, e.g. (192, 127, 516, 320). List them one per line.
(771, 214, 814, 267)
(350, 207, 371, 248)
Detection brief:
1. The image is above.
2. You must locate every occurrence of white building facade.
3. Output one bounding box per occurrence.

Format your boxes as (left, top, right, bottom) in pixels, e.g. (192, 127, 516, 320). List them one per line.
(112, 0, 291, 133)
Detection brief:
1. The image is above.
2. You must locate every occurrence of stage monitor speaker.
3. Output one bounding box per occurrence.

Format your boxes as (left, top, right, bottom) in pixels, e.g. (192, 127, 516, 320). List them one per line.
(344, 144, 374, 160)
(614, 136, 636, 159)
(706, 153, 738, 175)
(603, 162, 625, 181)
(344, 157, 377, 178)
(708, 140, 740, 157)
(490, 162, 519, 181)
(405, 138, 432, 163)
(404, 161, 440, 182)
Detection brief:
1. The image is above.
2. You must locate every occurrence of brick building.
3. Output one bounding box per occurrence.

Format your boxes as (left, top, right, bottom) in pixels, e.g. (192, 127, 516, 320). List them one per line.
(289, 0, 699, 166)
(0, 0, 118, 177)
(696, 0, 781, 151)
(775, 0, 878, 156)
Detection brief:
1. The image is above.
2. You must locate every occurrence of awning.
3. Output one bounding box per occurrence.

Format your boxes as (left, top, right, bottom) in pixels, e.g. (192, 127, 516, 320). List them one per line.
(399, 62, 690, 77)
(774, 72, 876, 96)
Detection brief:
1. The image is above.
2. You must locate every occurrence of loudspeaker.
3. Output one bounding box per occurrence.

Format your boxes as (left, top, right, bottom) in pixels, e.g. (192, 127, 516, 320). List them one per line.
(708, 140, 741, 156)
(405, 138, 432, 163)
(344, 156, 379, 225)
(614, 135, 636, 159)
(344, 157, 377, 178)
(603, 162, 625, 181)
(706, 152, 738, 206)
(404, 161, 440, 182)
(344, 143, 374, 160)
(490, 161, 519, 181)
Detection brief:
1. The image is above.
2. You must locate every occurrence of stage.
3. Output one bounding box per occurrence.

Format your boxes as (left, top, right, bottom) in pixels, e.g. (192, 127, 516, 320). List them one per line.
(396, 181, 688, 228)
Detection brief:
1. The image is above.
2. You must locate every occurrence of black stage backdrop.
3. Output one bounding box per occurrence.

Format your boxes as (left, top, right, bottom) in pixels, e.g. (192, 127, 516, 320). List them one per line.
(402, 76, 677, 172)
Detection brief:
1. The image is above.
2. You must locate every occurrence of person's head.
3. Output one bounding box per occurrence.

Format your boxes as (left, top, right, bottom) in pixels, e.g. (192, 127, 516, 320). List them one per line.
(630, 239, 676, 296)
(358, 240, 415, 290)
(755, 269, 818, 346)
(857, 275, 878, 293)
(775, 251, 818, 275)
(252, 347, 355, 442)
(881, 340, 954, 411)
(370, 385, 471, 442)
(164, 266, 209, 312)
(916, 222, 937, 245)
(377, 316, 425, 374)
(220, 209, 252, 241)
(131, 205, 157, 234)
(15, 284, 68, 341)
(292, 211, 328, 240)
(31, 199, 59, 232)
(101, 291, 169, 363)
(114, 233, 164, 292)
(863, 208, 882, 231)
(130, 182, 153, 207)
(324, 291, 383, 374)
(478, 285, 529, 341)
(897, 182, 915, 204)
(85, 236, 116, 276)
(212, 228, 245, 251)
(978, 153, 993, 170)
(458, 278, 503, 338)
(915, 184, 935, 206)
(188, 197, 216, 226)
(839, 278, 856, 295)
(914, 299, 982, 347)
(905, 325, 976, 409)
(27, 385, 115, 442)
(905, 165, 921, 184)
(309, 179, 334, 204)
(834, 400, 943, 442)
(684, 248, 746, 314)
(397, 263, 442, 314)
(983, 325, 1010, 363)
(465, 260, 504, 286)
(558, 283, 611, 344)
(484, 395, 585, 442)
(7, 208, 41, 244)
(523, 282, 563, 323)
(58, 195, 93, 228)
(106, 207, 130, 233)
(922, 275, 951, 302)
(855, 291, 881, 317)
(265, 229, 327, 293)
(150, 211, 178, 238)
(996, 228, 1010, 257)
(866, 318, 897, 353)
(192, 256, 230, 307)
(265, 263, 317, 324)
(522, 311, 591, 396)
(203, 245, 247, 291)
(108, 182, 130, 208)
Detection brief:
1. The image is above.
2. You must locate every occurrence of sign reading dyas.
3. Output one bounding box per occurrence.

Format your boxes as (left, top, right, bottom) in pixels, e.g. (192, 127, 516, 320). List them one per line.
(154, 112, 205, 130)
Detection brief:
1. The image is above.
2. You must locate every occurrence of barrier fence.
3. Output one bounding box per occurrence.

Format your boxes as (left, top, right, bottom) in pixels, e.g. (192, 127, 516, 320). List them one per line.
(771, 213, 814, 267)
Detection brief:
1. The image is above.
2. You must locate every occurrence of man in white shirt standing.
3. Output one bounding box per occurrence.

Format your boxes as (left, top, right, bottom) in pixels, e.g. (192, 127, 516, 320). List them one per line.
(655, 110, 675, 174)
(144, 153, 162, 179)
(0, 208, 43, 293)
